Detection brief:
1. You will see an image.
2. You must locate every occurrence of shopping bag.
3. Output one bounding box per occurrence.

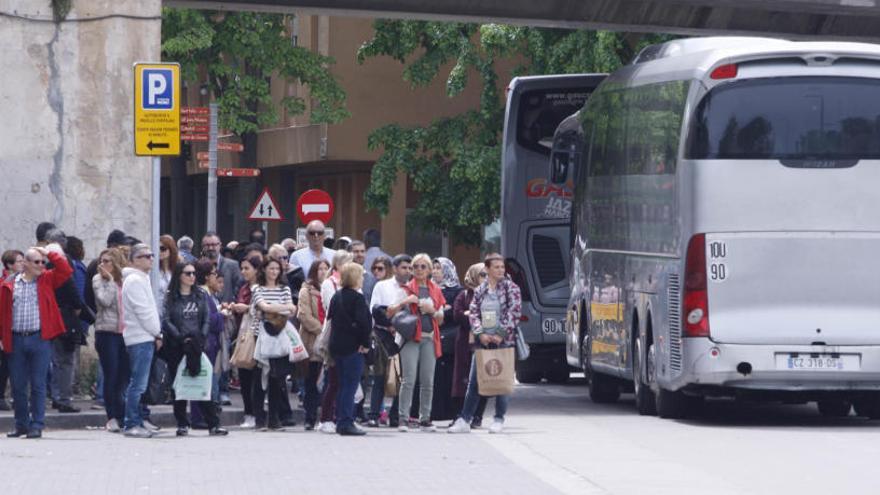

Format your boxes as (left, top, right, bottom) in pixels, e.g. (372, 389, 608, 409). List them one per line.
(475, 347, 515, 396)
(173, 353, 213, 401)
(384, 354, 401, 397)
(287, 326, 310, 363)
(230, 313, 257, 369)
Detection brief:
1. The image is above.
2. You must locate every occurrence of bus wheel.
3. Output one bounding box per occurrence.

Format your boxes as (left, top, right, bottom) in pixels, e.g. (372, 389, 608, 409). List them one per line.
(589, 371, 620, 404)
(633, 338, 657, 416)
(515, 361, 542, 384)
(817, 399, 852, 418)
(656, 387, 699, 419)
(853, 395, 880, 419)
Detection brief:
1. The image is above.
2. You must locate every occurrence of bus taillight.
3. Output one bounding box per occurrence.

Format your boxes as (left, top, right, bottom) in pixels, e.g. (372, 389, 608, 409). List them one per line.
(683, 234, 710, 337)
(505, 258, 532, 303)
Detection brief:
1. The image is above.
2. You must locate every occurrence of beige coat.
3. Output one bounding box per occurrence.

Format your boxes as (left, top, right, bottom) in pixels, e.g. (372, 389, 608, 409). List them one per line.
(297, 285, 324, 362)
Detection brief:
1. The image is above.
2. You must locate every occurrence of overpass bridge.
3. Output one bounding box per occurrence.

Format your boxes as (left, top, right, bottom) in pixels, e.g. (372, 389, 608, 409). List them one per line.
(170, 0, 880, 42)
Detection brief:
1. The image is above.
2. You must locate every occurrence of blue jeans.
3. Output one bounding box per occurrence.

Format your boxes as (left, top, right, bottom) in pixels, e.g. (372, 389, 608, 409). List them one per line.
(94, 332, 129, 422)
(459, 355, 509, 422)
(7, 333, 52, 431)
(124, 342, 154, 430)
(334, 352, 364, 430)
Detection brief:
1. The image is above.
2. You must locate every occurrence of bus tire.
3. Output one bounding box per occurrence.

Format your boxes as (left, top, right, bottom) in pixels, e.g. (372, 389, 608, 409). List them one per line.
(633, 337, 657, 416)
(853, 395, 880, 419)
(656, 387, 695, 419)
(817, 399, 852, 418)
(589, 371, 620, 404)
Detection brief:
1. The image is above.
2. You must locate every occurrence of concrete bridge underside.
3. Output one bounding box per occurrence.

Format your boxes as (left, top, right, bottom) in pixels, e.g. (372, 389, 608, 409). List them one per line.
(170, 0, 880, 42)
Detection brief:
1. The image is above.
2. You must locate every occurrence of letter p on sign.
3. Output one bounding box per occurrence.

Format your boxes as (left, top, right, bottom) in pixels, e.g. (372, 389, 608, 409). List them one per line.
(142, 69, 173, 110)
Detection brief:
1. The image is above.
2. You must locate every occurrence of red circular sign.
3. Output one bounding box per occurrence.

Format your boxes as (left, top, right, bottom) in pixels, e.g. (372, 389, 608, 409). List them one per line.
(296, 189, 334, 225)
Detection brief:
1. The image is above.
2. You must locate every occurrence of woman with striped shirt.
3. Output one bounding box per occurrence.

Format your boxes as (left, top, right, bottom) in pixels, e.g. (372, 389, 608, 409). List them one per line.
(249, 258, 296, 430)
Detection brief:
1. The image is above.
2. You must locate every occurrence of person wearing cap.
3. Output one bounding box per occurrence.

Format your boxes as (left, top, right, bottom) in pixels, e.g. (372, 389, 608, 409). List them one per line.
(0, 242, 72, 439)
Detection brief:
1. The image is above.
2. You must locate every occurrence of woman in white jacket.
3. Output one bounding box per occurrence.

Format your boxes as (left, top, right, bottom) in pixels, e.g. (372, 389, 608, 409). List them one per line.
(93, 248, 129, 433)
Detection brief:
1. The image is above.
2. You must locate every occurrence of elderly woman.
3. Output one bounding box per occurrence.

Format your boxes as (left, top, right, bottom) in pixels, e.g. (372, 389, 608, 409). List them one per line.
(451, 263, 488, 427)
(316, 250, 353, 434)
(328, 263, 372, 436)
(398, 253, 446, 432)
(448, 253, 521, 435)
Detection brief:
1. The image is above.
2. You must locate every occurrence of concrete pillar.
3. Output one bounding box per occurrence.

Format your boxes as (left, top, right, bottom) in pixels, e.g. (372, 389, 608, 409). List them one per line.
(0, 0, 161, 256)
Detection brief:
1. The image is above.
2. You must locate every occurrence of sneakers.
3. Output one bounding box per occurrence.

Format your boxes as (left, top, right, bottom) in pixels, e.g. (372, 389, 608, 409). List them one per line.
(239, 415, 256, 429)
(143, 419, 161, 432)
(488, 418, 504, 434)
(378, 410, 389, 426)
(220, 393, 232, 406)
(209, 427, 229, 436)
(470, 417, 483, 429)
(105, 418, 121, 433)
(176, 427, 189, 437)
(318, 422, 337, 434)
(447, 418, 471, 434)
(419, 421, 437, 433)
(337, 424, 366, 436)
(304, 422, 315, 431)
(124, 426, 153, 438)
(397, 423, 409, 432)
(365, 419, 379, 428)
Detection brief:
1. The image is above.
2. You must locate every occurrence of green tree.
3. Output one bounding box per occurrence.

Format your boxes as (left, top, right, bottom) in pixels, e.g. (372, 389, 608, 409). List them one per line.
(359, 21, 671, 244)
(161, 9, 348, 140)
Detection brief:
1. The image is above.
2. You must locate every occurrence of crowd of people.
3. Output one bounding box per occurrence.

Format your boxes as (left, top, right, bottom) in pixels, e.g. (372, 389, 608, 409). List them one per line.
(0, 219, 522, 438)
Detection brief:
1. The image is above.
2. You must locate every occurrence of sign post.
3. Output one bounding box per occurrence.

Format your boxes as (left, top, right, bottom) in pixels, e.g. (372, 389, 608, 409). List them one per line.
(248, 188, 284, 238)
(134, 62, 180, 305)
(206, 103, 219, 232)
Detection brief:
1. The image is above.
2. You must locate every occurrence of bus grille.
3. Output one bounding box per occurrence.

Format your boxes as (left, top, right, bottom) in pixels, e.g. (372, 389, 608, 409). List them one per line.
(531, 235, 566, 287)
(667, 274, 682, 374)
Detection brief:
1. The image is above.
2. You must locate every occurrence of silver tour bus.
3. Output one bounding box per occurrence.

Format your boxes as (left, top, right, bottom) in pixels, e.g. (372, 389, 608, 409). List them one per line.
(563, 37, 880, 418)
(486, 74, 605, 383)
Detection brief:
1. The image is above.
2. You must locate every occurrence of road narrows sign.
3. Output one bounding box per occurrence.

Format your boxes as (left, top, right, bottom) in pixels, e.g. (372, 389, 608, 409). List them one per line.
(296, 189, 334, 225)
(248, 187, 284, 221)
(134, 62, 180, 156)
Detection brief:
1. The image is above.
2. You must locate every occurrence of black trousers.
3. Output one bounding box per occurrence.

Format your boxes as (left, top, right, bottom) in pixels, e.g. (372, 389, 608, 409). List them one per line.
(0, 351, 9, 399)
(252, 373, 285, 427)
(238, 367, 255, 416)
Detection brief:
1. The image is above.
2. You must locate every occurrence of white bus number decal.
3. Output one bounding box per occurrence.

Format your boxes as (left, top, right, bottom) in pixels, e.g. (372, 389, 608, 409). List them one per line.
(708, 241, 728, 283)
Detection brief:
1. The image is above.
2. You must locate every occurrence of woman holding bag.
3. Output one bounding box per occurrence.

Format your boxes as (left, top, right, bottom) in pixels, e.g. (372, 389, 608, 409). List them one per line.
(229, 255, 261, 428)
(397, 253, 446, 433)
(448, 253, 521, 435)
(92, 247, 130, 433)
(451, 263, 488, 428)
(162, 262, 228, 437)
(296, 259, 330, 431)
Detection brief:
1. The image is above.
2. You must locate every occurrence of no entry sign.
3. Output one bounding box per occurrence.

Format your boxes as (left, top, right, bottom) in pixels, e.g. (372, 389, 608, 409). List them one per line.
(296, 189, 334, 225)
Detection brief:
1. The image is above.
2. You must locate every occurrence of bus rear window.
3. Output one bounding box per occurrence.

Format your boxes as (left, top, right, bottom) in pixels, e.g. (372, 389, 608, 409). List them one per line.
(517, 88, 591, 155)
(686, 77, 880, 165)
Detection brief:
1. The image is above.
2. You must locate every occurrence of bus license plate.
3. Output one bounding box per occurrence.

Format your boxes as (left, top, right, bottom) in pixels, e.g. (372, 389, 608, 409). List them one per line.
(542, 318, 564, 335)
(775, 354, 859, 371)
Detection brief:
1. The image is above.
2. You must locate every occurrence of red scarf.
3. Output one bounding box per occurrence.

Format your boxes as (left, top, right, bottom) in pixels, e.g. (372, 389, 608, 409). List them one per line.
(405, 277, 446, 358)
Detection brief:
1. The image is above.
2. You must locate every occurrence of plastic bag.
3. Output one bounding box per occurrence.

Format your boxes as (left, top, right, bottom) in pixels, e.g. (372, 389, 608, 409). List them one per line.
(173, 353, 213, 401)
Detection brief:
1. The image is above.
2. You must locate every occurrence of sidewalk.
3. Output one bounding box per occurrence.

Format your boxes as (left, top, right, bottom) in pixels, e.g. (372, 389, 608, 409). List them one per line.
(0, 392, 303, 431)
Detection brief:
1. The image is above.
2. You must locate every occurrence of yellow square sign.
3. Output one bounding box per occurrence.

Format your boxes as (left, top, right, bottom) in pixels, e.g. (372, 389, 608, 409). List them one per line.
(134, 62, 180, 156)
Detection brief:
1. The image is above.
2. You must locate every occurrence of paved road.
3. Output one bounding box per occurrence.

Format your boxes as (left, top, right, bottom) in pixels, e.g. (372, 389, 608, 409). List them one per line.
(1, 377, 878, 494)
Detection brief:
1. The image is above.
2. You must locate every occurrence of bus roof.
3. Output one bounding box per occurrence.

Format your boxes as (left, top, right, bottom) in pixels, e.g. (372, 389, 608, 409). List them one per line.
(610, 36, 880, 86)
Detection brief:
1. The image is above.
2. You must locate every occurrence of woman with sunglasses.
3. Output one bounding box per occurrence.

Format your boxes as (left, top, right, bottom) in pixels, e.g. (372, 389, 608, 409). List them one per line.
(370, 256, 392, 282)
(92, 247, 130, 433)
(162, 262, 228, 437)
(398, 253, 447, 432)
(451, 263, 488, 427)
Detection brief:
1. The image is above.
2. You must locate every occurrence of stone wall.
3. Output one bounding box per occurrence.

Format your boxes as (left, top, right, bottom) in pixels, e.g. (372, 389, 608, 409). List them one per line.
(0, 0, 161, 257)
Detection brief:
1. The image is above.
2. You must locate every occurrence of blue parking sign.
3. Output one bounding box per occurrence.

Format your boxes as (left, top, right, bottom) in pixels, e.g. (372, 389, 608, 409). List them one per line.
(142, 69, 174, 110)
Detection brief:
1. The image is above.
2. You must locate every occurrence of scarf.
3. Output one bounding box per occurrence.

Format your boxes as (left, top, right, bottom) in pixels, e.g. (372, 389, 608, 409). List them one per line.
(405, 277, 446, 358)
(435, 257, 460, 289)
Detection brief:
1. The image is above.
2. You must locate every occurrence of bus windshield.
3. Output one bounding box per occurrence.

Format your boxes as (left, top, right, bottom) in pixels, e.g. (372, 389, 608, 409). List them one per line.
(687, 76, 880, 165)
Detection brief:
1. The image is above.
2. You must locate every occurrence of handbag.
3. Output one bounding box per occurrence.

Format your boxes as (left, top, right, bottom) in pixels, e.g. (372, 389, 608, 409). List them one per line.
(229, 312, 257, 369)
(391, 306, 418, 341)
(514, 326, 530, 361)
(384, 354, 401, 397)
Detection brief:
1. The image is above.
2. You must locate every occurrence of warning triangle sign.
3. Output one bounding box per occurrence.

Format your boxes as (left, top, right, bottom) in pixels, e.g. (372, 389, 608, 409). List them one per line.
(247, 188, 284, 221)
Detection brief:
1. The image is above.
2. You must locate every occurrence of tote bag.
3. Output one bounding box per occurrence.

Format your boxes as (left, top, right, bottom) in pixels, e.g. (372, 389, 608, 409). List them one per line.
(475, 347, 516, 396)
(230, 312, 257, 369)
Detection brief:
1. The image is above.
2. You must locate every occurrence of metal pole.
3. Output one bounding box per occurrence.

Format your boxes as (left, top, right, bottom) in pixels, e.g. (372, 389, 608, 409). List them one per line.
(206, 102, 218, 232)
(151, 156, 161, 304)
(262, 220, 268, 245)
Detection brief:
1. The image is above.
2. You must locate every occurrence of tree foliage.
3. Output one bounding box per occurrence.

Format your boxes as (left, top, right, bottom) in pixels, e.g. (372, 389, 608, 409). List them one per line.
(359, 21, 672, 244)
(161, 9, 348, 136)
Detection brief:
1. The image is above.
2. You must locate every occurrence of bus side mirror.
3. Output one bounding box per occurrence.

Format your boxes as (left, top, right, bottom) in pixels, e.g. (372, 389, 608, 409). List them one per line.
(550, 151, 570, 184)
